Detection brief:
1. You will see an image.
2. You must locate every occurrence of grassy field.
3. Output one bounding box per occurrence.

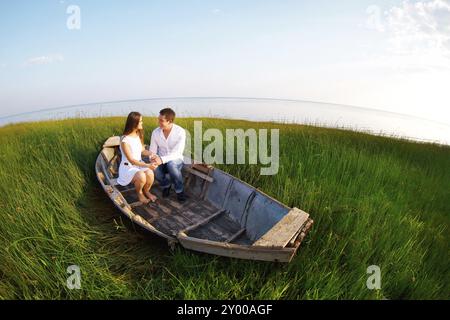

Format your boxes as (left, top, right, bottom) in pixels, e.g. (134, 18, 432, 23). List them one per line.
(0, 117, 449, 299)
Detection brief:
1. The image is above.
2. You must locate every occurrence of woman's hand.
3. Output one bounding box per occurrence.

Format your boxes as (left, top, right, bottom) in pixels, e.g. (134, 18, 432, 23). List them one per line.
(142, 150, 154, 157)
(148, 163, 159, 171)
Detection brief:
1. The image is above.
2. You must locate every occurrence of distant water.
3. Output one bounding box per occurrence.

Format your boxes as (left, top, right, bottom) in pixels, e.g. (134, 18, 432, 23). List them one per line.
(1, 97, 449, 145)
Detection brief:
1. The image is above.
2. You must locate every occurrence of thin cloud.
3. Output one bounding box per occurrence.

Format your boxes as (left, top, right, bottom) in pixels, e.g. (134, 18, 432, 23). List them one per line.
(386, 0, 450, 55)
(366, 0, 450, 71)
(23, 54, 64, 67)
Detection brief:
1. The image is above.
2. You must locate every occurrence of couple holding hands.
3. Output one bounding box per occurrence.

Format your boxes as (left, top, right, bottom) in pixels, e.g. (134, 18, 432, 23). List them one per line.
(117, 108, 187, 204)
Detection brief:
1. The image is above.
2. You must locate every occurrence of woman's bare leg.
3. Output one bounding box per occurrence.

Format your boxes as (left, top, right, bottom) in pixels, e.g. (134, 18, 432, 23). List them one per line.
(144, 170, 157, 202)
(132, 171, 150, 204)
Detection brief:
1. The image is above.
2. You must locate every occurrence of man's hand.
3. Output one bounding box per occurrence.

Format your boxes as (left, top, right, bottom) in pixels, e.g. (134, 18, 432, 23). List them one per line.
(151, 154, 163, 165)
(142, 150, 154, 157)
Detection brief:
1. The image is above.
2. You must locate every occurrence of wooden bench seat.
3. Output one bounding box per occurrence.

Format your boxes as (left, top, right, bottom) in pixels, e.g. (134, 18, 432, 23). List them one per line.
(253, 207, 310, 248)
(185, 166, 214, 182)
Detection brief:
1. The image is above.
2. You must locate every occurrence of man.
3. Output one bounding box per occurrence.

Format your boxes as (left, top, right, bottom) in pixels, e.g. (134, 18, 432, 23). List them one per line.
(149, 108, 187, 202)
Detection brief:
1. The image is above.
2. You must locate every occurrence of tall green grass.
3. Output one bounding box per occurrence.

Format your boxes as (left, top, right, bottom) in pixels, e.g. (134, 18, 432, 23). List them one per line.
(0, 117, 448, 299)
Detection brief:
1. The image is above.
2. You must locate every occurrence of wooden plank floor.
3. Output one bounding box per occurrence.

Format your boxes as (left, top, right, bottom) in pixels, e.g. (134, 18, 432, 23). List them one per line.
(120, 186, 253, 245)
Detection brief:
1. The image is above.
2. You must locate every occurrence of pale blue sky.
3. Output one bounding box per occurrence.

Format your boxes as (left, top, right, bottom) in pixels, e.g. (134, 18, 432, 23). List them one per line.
(1, 0, 449, 123)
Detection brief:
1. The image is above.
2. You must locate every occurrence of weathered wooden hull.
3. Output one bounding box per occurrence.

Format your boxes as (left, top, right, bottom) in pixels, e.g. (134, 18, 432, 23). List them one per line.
(177, 234, 298, 263)
(96, 136, 313, 262)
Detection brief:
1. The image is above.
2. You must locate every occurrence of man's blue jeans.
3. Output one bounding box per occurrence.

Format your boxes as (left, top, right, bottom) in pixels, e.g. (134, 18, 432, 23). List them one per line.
(154, 158, 184, 194)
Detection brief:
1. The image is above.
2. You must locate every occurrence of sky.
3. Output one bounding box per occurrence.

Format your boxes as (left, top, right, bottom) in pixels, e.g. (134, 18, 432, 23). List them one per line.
(0, 0, 449, 124)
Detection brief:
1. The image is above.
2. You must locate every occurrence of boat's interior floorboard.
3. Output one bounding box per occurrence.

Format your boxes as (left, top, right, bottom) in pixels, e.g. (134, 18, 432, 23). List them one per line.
(118, 185, 254, 245)
(187, 214, 254, 245)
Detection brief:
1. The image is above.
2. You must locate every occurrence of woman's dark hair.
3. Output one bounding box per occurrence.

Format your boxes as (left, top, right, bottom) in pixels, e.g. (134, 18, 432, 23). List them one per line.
(123, 111, 144, 144)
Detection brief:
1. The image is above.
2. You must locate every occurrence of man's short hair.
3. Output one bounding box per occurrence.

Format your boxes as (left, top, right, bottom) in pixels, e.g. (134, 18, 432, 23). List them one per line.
(159, 107, 176, 122)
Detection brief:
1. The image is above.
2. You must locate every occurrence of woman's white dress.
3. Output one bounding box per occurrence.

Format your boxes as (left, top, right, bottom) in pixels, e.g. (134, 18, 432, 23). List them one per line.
(117, 135, 149, 186)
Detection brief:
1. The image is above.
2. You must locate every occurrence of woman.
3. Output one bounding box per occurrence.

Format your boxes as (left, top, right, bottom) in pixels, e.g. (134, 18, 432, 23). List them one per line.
(117, 112, 158, 204)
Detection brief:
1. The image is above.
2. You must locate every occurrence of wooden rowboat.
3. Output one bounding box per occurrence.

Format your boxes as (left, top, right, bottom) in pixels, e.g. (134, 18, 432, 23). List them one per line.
(96, 136, 313, 262)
